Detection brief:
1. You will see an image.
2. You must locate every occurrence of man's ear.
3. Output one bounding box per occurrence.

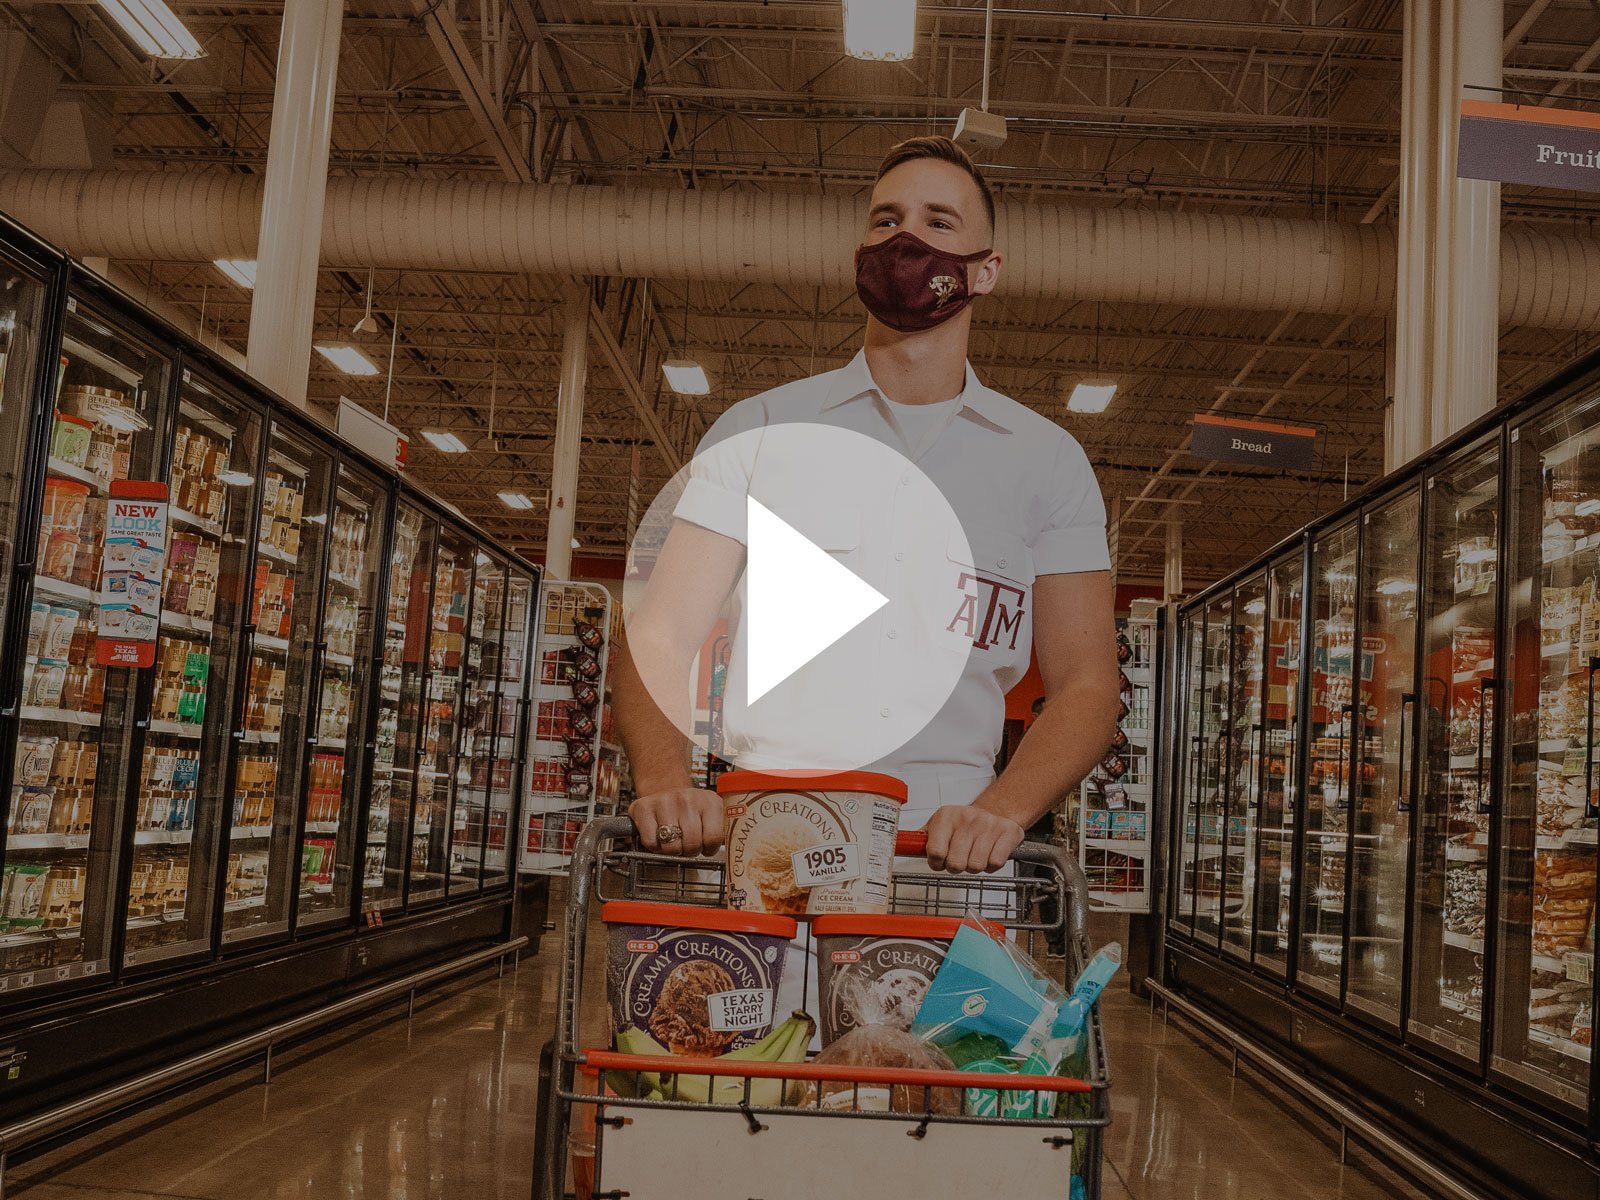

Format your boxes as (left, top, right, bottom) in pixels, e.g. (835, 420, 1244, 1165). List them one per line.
(971, 250, 1003, 297)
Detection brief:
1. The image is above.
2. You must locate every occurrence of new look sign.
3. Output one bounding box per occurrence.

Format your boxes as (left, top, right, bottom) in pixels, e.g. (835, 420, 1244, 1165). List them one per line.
(1458, 99, 1600, 193)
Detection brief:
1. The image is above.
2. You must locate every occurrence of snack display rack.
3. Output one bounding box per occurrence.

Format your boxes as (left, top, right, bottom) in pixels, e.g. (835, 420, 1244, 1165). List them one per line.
(1077, 605, 1156, 911)
(1162, 346, 1600, 1195)
(533, 817, 1111, 1199)
(0, 221, 541, 1120)
(519, 582, 613, 873)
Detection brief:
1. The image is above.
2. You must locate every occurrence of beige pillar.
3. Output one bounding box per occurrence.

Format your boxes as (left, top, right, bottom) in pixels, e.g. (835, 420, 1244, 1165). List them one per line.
(544, 281, 589, 579)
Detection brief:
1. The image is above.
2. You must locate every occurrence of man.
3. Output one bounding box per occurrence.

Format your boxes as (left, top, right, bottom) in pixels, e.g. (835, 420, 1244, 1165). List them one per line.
(616, 136, 1117, 873)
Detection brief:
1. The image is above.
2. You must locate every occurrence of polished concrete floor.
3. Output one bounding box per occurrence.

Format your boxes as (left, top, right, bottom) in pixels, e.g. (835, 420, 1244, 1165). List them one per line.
(16, 908, 1434, 1200)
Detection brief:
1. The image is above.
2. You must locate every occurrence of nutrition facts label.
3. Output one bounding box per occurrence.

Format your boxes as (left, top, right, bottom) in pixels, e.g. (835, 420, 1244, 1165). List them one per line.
(865, 806, 897, 902)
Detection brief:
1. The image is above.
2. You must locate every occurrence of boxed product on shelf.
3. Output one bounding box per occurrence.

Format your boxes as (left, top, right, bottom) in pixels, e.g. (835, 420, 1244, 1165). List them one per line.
(232, 752, 277, 827)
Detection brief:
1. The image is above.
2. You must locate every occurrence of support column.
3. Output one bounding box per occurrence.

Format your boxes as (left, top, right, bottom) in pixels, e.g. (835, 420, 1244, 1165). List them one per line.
(246, 0, 342, 410)
(545, 280, 589, 580)
(1163, 520, 1183, 603)
(1392, 0, 1438, 470)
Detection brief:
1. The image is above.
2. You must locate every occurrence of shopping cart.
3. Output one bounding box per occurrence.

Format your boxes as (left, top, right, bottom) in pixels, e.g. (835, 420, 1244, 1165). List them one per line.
(532, 815, 1112, 1199)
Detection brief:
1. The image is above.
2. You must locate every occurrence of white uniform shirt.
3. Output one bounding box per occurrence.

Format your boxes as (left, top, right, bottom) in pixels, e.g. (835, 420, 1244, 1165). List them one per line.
(675, 349, 1110, 817)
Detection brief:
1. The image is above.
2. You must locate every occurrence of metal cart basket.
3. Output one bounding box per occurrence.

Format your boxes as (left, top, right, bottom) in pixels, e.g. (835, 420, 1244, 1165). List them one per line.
(533, 815, 1112, 1199)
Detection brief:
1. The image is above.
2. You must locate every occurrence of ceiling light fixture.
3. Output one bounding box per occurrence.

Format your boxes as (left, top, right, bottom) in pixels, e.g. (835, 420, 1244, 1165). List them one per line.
(213, 259, 257, 289)
(1068, 380, 1118, 413)
(662, 359, 711, 396)
(843, 0, 916, 60)
(498, 491, 535, 510)
(96, 0, 204, 59)
(315, 344, 380, 376)
(570, 537, 581, 550)
(421, 429, 469, 454)
(353, 268, 379, 336)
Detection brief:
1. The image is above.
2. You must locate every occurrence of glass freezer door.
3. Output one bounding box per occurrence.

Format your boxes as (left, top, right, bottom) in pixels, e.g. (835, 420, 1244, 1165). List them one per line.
(1300, 520, 1359, 999)
(449, 552, 504, 894)
(1255, 550, 1304, 976)
(121, 371, 259, 967)
(411, 530, 471, 903)
(365, 503, 434, 912)
(1222, 575, 1267, 960)
(1493, 402, 1600, 1112)
(4, 296, 170, 993)
(297, 467, 385, 927)
(1172, 610, 1206, 935)
(0, 252, 51, 681)
(221, 426, 330, 943)
(1194, 597, 1232, 945)
(1411, 439, 1500, 1064)
(1345, 490, 1421, 1028)
(485, 570, 532, 888)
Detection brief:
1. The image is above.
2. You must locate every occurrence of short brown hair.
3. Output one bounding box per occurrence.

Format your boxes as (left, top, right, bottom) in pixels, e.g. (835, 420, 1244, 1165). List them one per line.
(876, 136, 996, 234)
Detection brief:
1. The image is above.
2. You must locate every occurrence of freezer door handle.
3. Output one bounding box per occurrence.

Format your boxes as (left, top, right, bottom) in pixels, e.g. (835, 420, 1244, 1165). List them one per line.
(1337, 702, 1354, 810)
(1397, 692, 1417, 813)
(1587, 659, 1600, 820)
(1248, 722, 1264, 809)
(1476, 678, 1498, 816)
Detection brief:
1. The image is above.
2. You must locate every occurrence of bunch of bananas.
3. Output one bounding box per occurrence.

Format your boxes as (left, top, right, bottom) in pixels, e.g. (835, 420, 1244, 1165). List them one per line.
(608, 1011, 815, 1106)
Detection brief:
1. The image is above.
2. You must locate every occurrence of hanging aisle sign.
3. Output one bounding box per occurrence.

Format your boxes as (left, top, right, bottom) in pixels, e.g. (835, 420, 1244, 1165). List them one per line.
(1458, 99, 1600, 193)
(97, 480, 169, 668)
(1190, 414, 1316, 470)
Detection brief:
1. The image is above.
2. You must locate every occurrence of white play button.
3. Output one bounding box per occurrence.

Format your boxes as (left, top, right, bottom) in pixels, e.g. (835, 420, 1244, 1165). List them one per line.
(744, 496, 889, 703)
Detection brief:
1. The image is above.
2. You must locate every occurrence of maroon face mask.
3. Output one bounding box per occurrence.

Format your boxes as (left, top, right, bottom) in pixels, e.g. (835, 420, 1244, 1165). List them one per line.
(854, 231, 993, 332)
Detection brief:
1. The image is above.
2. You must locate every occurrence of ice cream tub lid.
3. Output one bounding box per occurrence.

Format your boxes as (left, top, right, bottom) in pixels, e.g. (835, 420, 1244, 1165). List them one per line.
(715, 770, 908, 803)
(602, 901, 797, 940)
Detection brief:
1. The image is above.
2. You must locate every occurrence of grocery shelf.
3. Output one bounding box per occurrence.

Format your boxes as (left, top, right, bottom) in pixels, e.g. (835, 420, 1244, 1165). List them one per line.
(230, 824, 273, 840)
(256, 542, 298, 567)
(316, 736, 348, 752)
(148, 719, 202, 740)
(328, 572, 363, 592)
(20, 706, 100, 728)
(169, 506, 223, 539)
(133, 828, 193, 845)
(521, 850, 574, 871)
(162, 610, 214, 637)
(241, 729, 280, 745)
(1442, 931, 1484, 954)
(46, 456, 106, 491)
(387, 619, 408, 635)
(5, 832, 90, 851)
(33, 574, 97, 606)
(1529, 1026, 1592, 1063)
(304, 820, 340, 835)
(63, 333, 143, 385)
(223, 895, 267, 913)
(253, 632, 291, 654)
(1083, 836, 1150, 852)
(125, 911, 185, 930)
(0, 925, 83, 951)
(324, 651, 355, 668)
(1445, 843, 1488, 861)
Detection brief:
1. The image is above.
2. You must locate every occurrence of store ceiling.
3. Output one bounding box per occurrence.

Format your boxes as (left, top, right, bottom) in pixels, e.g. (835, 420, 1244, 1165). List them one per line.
(9, 0, 1600, 586)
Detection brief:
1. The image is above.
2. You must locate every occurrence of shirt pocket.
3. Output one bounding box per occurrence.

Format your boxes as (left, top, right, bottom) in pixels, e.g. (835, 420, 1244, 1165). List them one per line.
(944, 525, 1035, 676)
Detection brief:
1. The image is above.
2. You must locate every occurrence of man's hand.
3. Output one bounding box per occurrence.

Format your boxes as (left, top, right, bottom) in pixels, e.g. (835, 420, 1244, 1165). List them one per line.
(921, 803, 1027, 874)
(629, 788, 726, 857)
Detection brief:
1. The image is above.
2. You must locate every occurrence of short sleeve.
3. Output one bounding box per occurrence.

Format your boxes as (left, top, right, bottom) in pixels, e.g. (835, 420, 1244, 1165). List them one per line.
(671, 398, 765, 544)
(1030, 431, 1111, 575)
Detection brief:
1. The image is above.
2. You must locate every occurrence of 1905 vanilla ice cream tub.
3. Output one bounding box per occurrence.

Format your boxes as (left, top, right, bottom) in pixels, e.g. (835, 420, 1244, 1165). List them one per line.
(812, 914, 964, 1045)
(602, 901, 797, 1056)
(718, 771, 908, 918)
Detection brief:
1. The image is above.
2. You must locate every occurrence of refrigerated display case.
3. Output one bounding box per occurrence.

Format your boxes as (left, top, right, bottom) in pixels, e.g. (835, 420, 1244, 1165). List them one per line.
(1411, 437, 1500, 1064)
(5, 291, 174, 993)
(412, 530, 471, 902)
(122, 367, 260, 968)
(486, 571, 533, 887)
(1221, 575, 1266, 959)
(1171, 609, 1206, 935)
(450, 552, 505, 894)
(1345, 489, 1420, 1028)
(1298, 519, 1358, 998)
(1254, 550, 1303, 975)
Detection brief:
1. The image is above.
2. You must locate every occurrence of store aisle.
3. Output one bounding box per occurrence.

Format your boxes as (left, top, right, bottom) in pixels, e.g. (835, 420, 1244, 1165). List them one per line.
(15, 924, 1431, 1200)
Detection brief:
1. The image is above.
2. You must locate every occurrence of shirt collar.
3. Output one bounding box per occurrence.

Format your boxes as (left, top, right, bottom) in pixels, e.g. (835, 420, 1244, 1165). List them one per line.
(820, 349, 1014, 435)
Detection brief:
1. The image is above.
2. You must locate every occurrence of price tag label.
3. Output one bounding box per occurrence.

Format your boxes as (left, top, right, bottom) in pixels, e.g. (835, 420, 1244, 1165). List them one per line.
(706, 989, 773, 1032)
(792, 842, 860, 888)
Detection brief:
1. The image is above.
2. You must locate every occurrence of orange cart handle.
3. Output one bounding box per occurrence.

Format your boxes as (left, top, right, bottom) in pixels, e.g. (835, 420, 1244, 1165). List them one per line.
(895, 829, 929, 857)
(578, 1049, 1090, 1094)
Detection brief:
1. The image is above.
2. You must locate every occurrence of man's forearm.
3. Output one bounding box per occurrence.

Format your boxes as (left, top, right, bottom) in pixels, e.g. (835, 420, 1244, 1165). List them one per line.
(973, 682, 1118, 828)
(612, 635, 696, 795)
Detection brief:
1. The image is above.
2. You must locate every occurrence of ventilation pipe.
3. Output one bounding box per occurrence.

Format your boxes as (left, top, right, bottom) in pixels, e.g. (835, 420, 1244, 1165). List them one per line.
(1, 168, 1599, 329)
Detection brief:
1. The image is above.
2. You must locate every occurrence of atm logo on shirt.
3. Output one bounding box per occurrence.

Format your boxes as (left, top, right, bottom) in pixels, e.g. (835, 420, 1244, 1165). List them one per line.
(948, 572, 1027, 652)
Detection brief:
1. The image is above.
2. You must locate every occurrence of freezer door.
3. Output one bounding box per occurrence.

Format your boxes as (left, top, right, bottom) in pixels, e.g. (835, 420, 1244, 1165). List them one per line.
(6, 296, 172, 993)
(1299, 519, 1359, 1000)
(1222, 574, 1267, 961)
(1193, 597, 1232, 945)
(1254, 550, 1305, 977)
(411, 529, 472, 903)
(297, 466, 387, 928)
(221, 424, 331, 944)
(1491, 405, 1600, 1113)
(1344, 490, 1421, 1030)
(1171, 609, 1206, 935)
(484, 570, 533, 888)
(365, 503, 435, 912)
(1410, 438, 1500, 1065)
(449, 552, 505, 895)
(122, 368, 261, 968)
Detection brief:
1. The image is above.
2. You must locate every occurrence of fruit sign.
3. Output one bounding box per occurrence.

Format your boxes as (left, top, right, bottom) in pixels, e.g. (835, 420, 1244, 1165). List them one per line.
(97, 480, 169, 668)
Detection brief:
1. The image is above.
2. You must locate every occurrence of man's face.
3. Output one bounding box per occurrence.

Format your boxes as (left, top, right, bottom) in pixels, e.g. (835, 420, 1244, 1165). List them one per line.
(864, 159, 1000, 295)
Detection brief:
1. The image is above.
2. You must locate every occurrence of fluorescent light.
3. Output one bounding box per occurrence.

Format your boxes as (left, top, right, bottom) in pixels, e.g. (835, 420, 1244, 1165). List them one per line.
(662, 359, 711, 396)
(1377, 578, 1416, 595)
(213, 259, 256, 289)
(570, 538, 581, 550)
(499, 491, 535, 510)
(314, 344, 380, 376)
(421, 429, 469, 454)
(1067, 379, 1118, 413)
(96, 0, 204, 59)
(843, 0, 916, 61)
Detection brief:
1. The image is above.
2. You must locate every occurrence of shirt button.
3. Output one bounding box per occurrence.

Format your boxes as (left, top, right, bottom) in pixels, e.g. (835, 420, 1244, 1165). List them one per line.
(900, 474, 912, 486)
(879, 706, 891, 717)
(887, 628, 898, 639)
(998, 557, 1009, 568)
(894, 551, 905, 562)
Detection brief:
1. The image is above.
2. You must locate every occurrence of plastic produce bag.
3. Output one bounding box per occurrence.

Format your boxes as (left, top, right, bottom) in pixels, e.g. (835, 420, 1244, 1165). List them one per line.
(911, 917, 1120, 1118)
(800, 1026, 963, 1114)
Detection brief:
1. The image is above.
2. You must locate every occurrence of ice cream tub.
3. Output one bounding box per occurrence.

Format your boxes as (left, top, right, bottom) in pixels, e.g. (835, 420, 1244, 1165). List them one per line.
(602, 901, 796, 1056)
(719, 771, 908, 917)
(105, 540, 164, 574)
(813, 914, 967, 1045)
